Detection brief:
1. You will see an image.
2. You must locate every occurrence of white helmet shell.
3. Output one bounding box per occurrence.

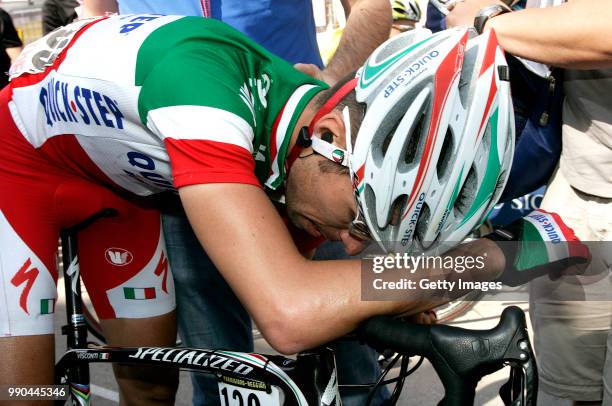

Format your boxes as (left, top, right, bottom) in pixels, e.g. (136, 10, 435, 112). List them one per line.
(350, 28, 514, 254)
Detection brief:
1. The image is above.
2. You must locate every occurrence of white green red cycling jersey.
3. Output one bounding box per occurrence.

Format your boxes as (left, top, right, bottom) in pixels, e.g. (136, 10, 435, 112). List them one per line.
(8, 14, 326, 195)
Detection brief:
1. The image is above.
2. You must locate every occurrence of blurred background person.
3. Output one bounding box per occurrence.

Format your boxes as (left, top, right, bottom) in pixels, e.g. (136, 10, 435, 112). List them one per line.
(390, 0, 422, 36)
(42, 0, 79, 34)
(0, 7, 22, 89)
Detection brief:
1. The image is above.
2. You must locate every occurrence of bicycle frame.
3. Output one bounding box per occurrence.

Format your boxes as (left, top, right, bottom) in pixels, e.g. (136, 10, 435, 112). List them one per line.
(57, 210, 117, 405)
(56, 346, 341, 406)
(58, 227, 92, 404)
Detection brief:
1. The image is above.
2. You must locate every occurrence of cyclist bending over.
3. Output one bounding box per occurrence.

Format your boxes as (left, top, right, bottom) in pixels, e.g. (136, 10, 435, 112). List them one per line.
(0, 15, 586, 405)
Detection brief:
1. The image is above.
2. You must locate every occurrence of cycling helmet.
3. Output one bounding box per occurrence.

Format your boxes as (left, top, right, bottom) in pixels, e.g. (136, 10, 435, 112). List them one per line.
(392, 0, 422, 23)
(303, 28, 514, 254)
(352, 28, 514, 254)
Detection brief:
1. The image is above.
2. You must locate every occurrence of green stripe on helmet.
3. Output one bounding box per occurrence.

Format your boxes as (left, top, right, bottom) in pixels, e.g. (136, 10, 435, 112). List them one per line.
(459, 108, 501, 227)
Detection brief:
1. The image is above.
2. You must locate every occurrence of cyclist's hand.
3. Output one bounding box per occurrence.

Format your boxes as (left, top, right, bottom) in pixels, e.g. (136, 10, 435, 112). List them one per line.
(446, 0, 507, 28)
(405, 310, 438, 325)
(486, 209, 591, 287)
(294, 63, 334, 85)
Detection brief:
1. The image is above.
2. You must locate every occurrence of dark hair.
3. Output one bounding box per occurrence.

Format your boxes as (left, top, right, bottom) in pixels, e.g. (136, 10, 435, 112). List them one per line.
(312, 72, 365, 174)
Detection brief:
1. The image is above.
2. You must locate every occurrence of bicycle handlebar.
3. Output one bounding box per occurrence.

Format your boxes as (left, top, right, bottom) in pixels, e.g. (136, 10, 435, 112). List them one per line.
(357, 306, 537, 406)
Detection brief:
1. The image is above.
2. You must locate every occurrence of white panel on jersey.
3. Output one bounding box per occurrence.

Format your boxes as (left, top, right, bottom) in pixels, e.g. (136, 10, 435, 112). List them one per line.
(10, 72, 176, 195)
(105, 224, 175, 319)
(11, 73, 146, 147)
(266, 84, 317, 188)
(0, 210, 56, 336)
(58, 15, 183, 85)
(147, 105, 255, 153)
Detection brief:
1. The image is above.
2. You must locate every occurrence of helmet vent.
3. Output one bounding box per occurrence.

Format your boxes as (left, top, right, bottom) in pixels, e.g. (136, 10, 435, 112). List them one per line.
(458, 45, 479, 108)
(382, 120, 401, 158)
(403, 112, 426, 165)
(376, 35, 414, 61)
(453, 165, 477, 217)
(415, 202, 431, 243)
(436, 129, 454, 181)
(389, 195, 408, 226)
(364, 184, 380, 229)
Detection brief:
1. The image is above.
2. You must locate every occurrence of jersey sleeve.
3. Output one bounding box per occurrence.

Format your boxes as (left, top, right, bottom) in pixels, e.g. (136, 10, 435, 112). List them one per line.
(138, 48, 261, 189)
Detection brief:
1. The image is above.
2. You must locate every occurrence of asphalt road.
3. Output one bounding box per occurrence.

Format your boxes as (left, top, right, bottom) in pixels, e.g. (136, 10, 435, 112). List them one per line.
(52, 279, 568, 405)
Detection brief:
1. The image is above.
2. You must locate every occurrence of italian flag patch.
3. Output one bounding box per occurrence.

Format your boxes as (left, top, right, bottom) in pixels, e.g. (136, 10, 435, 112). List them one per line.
(123, 287, 156, 300)
(40, 298, 56, 314)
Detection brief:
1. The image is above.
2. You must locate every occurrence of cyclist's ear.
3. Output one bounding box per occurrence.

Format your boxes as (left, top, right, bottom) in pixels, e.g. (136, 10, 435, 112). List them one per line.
(311, 109, 347, 148)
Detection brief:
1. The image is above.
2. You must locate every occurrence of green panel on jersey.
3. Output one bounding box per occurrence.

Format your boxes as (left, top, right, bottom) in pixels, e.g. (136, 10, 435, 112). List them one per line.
(134, 17, 326, 186)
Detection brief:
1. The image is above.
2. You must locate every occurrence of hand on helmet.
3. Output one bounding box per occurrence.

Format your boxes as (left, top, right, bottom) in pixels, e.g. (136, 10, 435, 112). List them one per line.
(446, 0, 508, 28)
(294, 63, 336, 85)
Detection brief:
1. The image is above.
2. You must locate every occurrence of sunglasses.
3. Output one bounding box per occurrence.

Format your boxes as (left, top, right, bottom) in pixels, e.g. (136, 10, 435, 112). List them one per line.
(348, 196, 372, 241)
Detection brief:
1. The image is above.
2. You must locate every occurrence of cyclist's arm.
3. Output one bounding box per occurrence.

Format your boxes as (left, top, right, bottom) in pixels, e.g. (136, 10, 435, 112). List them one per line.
(448, 0, 612, 69)
(322, 0, 392, 83)
(179, 183, 506, 354)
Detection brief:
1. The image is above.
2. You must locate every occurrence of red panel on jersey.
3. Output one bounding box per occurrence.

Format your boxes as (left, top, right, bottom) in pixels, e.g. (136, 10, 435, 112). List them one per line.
(165, 138, 261, 188)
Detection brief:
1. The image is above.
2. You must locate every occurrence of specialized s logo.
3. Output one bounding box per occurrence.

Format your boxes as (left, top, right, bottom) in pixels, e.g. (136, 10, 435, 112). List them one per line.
(154, 252, 169, 294)
(39, 78, 124, 129)
(105, 248, 133, 266)
(10, 258, 40, 314)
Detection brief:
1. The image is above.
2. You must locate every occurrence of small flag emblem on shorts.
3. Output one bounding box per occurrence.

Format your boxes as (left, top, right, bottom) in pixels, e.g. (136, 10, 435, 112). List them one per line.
(100, 353, 110, 360)
(40, 298, 55, 314)
(123, 287, 156, 300)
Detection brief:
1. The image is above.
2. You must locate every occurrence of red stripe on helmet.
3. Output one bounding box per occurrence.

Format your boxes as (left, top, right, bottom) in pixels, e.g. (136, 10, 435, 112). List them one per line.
(479, 29, 499, 77)
(402, 31, 469, 220)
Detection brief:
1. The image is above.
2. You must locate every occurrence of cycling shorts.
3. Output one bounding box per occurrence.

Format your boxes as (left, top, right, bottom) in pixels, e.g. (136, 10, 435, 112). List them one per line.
(0, 87, 175, 337)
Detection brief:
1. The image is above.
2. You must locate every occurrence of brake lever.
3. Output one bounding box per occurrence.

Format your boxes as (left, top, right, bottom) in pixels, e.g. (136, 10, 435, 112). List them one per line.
(498, 324, 538, 406)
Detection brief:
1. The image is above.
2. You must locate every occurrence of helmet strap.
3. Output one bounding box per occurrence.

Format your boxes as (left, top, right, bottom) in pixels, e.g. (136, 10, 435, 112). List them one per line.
(285, 78, 357, 174)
